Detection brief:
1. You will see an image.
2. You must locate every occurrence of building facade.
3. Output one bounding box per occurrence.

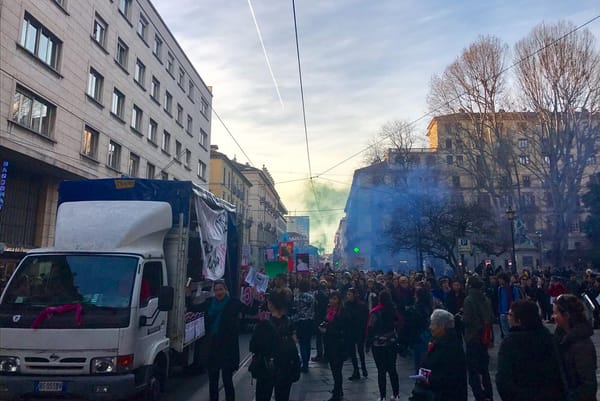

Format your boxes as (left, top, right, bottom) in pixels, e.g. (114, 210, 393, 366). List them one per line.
(209, 146, 252, 253)
(233, 162, 287, 268)
(0, 0, 213, 277)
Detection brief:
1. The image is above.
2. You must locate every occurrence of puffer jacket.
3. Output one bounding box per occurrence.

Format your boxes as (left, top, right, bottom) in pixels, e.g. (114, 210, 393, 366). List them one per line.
(555, 321, 598, 401)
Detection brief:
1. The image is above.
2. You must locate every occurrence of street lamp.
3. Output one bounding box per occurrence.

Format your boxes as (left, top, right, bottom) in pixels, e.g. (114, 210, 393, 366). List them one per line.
(536, 230, 543, 270)
(506, 206, 517, 273)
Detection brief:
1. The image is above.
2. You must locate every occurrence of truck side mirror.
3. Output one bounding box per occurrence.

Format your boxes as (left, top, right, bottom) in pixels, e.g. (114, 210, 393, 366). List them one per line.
(158, 286, 174, 311)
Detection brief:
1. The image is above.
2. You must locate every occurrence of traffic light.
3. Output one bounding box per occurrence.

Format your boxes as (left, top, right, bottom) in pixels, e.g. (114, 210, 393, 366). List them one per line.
(353, 247, 360, 254)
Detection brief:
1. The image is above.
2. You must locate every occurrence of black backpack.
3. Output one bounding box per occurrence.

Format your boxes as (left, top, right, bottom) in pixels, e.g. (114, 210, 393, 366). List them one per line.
(273, 321, 301, 383)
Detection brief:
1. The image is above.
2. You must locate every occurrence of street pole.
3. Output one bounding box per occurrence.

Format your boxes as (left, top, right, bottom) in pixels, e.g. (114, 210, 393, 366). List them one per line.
(506, 206, 517, 274)
(536, 230, 543, 270)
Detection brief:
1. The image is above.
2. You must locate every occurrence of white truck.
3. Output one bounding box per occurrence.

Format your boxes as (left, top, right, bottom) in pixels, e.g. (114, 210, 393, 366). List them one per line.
(0, 178, 238, 401)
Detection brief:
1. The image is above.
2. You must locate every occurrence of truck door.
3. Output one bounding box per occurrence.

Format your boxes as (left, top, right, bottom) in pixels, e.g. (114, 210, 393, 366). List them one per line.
(135, 261, 167, 365)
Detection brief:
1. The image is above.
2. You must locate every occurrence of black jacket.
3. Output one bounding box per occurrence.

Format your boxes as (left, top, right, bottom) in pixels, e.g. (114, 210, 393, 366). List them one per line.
(496, 325, 565, 401)
(555, 322, 598, 401)
(190, 297, 256, 370)
(323, 308, 350, 361)
(414, 328, 467, 401)
(345, 300, 369, 342)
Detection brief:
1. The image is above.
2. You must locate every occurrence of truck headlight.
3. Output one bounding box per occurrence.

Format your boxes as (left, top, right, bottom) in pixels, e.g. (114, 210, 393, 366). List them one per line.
(0, 356, 20, 373)
(91, 357, 116, 374)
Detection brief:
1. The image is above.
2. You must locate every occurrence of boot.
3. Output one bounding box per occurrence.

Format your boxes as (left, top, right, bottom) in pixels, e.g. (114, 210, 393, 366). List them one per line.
(362, 366, 368, 377)
(348, 369, 360, 381)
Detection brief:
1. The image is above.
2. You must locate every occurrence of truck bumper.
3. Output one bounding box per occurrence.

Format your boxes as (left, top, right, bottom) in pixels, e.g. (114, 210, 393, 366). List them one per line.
(0, 373, 137, 401)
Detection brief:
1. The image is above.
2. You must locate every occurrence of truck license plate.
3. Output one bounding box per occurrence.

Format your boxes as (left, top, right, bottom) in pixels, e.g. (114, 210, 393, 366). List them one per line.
(36, 381, 64, 392)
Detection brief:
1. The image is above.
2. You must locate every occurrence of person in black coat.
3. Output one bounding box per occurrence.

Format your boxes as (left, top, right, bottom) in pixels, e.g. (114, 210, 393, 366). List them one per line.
(553, 294, 598, 401)
(409, 309, 467, 401)
(189, 280, 256, 401)
(320, 291, 349, 401)
(249, 289, 297, 401)
(345, 287, 369, 380)
(495, 299, 565, 401)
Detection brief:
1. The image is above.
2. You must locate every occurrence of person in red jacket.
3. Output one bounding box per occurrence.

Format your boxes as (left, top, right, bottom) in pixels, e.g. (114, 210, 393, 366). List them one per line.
(547, 276, 567, 310)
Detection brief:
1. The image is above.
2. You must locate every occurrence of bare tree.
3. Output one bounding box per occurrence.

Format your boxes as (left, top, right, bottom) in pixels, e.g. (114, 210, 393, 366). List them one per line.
(514, 21, 600, 267)
(428, 36, 521, 217)
(362, 120, 416, 166)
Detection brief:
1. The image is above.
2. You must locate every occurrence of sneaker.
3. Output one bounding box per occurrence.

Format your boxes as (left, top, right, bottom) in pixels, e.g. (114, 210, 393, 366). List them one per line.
(311, 355, 322, 362)
(348, 371, 360, 381)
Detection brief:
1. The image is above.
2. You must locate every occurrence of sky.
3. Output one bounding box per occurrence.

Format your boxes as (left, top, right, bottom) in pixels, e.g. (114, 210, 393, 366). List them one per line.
(152, 0, 600, 252)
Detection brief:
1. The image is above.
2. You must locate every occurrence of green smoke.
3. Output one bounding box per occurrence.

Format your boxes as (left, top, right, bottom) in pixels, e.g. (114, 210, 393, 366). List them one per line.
(299, 180, 349, 253)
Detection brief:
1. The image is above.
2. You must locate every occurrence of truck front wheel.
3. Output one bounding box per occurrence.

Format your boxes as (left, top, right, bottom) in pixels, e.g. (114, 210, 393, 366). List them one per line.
(145, 359, 165, 401)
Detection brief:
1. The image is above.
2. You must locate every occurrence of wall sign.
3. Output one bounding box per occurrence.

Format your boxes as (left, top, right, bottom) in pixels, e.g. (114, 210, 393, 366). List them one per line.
(0, 161, 7, 211)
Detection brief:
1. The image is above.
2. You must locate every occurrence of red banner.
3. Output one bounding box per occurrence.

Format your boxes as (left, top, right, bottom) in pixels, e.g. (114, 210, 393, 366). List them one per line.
(278, 241, 294, 272)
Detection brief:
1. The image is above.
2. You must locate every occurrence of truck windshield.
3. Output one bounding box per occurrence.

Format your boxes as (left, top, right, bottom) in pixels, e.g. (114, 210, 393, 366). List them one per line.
(1, 255, 139, 309)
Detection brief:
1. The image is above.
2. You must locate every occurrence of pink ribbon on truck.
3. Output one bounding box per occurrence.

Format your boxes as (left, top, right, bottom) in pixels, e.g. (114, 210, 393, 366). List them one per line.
(31, 303, 83, 329)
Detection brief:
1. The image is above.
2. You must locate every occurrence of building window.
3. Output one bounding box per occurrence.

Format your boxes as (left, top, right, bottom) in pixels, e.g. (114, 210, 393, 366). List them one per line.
(175, 104, 183, 125)
(116, 38, 128, 69)
(87, 68, 103, 102)
(20, 13, 61, 69)
(11, 86, 56, 137)
(175, 140, 182, 160)
(111, 88, 125, 119)
(82, 125, 99, 159)
(118, 0, 131, 19)
(523, 175, 531, 187)
(200, 129, 208, 148)
(153, 34, 162, 60)
(134, 59, 145, 87)
(178, 67, 185, 88)
(185, 149, 191, 168)
(107, 140, 122, 170)
(519, 154, 530, 165)
(166, 52, 174, 75)
(452, 176, 460, 187)
(518, 138, 528, 150)
(455, 155, 463, 166)
(186, 115, 193, 133)
(201, 97, 209, 117)
(197, 160, 206, 179)
(161, 130, 170, 153)
(146, 162, 155, 179)
(150, 76, 160, 101)
(137, 14, 148, 41)
(128, 153, 139, 177)
(131, 105, 143, 131)
(446, 155, 453, 165)
(160, 171, 168, 180)
(445, 139, 452, 150)
(148, 118, 157, 143)
(188, 82, 195, 101)
(164, 91, 172, 114)
(92, 14, 107, 48)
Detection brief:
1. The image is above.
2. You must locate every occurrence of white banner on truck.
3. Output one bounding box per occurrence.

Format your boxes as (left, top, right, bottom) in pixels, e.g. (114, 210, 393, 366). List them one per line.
(195, 197, 228, 280)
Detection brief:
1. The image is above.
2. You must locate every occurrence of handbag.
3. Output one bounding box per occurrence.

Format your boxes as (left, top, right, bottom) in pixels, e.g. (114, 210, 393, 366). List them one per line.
(481, 323, 493, 347)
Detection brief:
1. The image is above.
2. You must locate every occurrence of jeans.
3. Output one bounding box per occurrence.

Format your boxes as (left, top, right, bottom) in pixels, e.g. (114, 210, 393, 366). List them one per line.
(499, 314, 509, 337)
(329, 356, 344, 400)
(208, 366, 234, 401)
(314, 325, 324, 357)
(466, 342, 493, 401)
(296, 319, 313, 369)
(372, 345, 399, 399)
(349, 338, 367, 372)
(255, 377, 292, 401)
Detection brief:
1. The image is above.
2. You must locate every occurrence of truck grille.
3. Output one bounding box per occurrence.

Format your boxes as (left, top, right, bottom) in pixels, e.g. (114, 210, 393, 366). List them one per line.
(23, 356, 87, 374)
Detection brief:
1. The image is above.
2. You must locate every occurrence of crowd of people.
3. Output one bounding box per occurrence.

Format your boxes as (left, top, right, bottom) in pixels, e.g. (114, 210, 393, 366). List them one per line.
(197, 265, 599, 401)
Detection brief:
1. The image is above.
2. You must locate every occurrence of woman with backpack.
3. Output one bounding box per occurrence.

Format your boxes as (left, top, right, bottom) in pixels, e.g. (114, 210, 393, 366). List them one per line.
(366, 290, 401, 401)
(249, 288, 301, 401)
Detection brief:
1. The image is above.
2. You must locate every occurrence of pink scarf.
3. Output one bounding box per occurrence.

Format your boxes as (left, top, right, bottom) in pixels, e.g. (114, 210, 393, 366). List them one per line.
(325, 305, 339, 322)
(365, 303, 384, 337)
(32, 303, 83, 329)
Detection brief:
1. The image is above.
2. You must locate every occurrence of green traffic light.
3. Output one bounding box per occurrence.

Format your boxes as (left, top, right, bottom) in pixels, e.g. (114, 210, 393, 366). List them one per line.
(353, 247, 360, 254)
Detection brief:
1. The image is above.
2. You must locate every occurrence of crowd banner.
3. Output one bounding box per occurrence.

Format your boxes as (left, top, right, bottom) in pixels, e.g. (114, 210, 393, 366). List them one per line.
(194, 196, 228, 280)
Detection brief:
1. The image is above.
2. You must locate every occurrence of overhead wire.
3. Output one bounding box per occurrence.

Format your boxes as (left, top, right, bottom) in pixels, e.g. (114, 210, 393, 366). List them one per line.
(315, 13, 600, 178)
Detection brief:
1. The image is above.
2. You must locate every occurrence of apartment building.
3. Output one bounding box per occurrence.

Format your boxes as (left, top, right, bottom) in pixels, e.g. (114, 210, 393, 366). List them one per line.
(209, 145, 252, 251)
(0, 0, 213, 272)
(233, 162, 287, 268)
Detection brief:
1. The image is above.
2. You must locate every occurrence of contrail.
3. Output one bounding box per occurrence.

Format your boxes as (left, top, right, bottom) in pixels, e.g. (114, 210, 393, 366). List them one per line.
(247, 0, 284, 107)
